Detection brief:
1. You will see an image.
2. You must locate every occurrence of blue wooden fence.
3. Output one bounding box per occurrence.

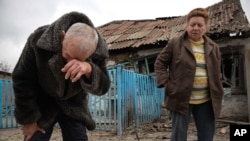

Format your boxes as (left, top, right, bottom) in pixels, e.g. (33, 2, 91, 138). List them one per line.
(0, 65, 164, 135)
(0, 79, 17, 129)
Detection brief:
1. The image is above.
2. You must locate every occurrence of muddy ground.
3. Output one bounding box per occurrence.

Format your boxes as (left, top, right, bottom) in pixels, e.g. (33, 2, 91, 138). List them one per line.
(0, 119, 230, 141)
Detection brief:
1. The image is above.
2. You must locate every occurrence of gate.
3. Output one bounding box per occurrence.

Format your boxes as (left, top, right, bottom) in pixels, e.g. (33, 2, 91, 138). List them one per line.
(89, 65, 164, 135)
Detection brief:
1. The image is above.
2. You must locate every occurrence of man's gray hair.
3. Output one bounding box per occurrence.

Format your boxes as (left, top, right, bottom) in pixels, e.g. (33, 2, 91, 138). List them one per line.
(63, 23, 98, 59)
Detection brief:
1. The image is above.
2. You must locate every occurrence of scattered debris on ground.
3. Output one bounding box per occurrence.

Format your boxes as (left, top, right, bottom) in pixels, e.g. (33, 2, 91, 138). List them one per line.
(0, 118, 231, 141)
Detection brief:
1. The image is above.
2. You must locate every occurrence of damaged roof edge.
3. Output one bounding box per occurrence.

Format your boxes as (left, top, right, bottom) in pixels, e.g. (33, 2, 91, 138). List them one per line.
(97, 0, 250, 50)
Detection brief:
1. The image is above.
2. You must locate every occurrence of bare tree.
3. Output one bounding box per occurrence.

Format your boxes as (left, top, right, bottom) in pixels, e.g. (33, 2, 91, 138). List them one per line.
(0, 60, 11, 72)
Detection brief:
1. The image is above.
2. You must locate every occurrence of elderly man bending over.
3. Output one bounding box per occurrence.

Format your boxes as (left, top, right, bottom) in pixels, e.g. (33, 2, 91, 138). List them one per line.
(12, 11, 110, 141)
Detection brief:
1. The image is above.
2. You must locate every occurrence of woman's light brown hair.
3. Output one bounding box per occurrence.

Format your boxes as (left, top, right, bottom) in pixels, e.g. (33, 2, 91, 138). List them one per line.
(187, 8, 209, 24)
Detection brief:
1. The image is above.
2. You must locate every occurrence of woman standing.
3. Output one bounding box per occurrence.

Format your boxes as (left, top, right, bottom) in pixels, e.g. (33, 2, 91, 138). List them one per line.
(154, 8, 223, 141)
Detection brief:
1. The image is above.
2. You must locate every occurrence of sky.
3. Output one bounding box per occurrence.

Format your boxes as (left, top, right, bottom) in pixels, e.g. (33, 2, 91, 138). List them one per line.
(0, 0, 250, 72)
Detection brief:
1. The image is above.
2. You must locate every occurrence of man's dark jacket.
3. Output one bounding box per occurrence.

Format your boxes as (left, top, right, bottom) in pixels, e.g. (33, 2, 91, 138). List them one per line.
(12, 11, 110, 130)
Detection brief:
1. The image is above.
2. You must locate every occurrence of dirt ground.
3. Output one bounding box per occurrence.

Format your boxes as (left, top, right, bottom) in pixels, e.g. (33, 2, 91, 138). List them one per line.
(0, 119, 230, 141)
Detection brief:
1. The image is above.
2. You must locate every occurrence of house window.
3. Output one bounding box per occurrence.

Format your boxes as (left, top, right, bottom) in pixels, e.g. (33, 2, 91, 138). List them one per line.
(138, 60, 147, 74)
(118, 56, 158, 75)
(137, 56, 157, 75)
(123, 63, 135, 71)
(221, 49, 245, 94)
(147, 57, 157, 75)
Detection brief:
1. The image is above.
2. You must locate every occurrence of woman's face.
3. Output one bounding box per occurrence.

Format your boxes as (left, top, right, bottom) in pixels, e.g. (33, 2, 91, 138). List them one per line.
(186, 16, 207, 41)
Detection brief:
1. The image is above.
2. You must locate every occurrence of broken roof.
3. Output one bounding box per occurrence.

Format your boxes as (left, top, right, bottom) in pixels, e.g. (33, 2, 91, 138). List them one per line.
(97, 0, 250, 50)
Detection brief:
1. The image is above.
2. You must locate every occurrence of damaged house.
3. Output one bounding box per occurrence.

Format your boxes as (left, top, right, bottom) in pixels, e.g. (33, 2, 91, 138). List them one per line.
(97, 0, 250, 121)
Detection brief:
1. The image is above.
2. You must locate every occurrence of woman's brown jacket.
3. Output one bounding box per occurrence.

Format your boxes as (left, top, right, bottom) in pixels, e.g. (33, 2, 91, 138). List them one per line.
(154, 32, 223, 118)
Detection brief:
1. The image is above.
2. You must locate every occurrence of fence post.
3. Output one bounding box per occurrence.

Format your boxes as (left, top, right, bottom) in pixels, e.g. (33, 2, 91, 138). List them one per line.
(116, 65, 122, 136)
(132, 72, 139, 127)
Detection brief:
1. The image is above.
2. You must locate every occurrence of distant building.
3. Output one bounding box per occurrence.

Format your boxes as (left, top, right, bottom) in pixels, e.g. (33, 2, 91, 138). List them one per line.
(0, 71, 11, 80)
(98, 0, 250, 121)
